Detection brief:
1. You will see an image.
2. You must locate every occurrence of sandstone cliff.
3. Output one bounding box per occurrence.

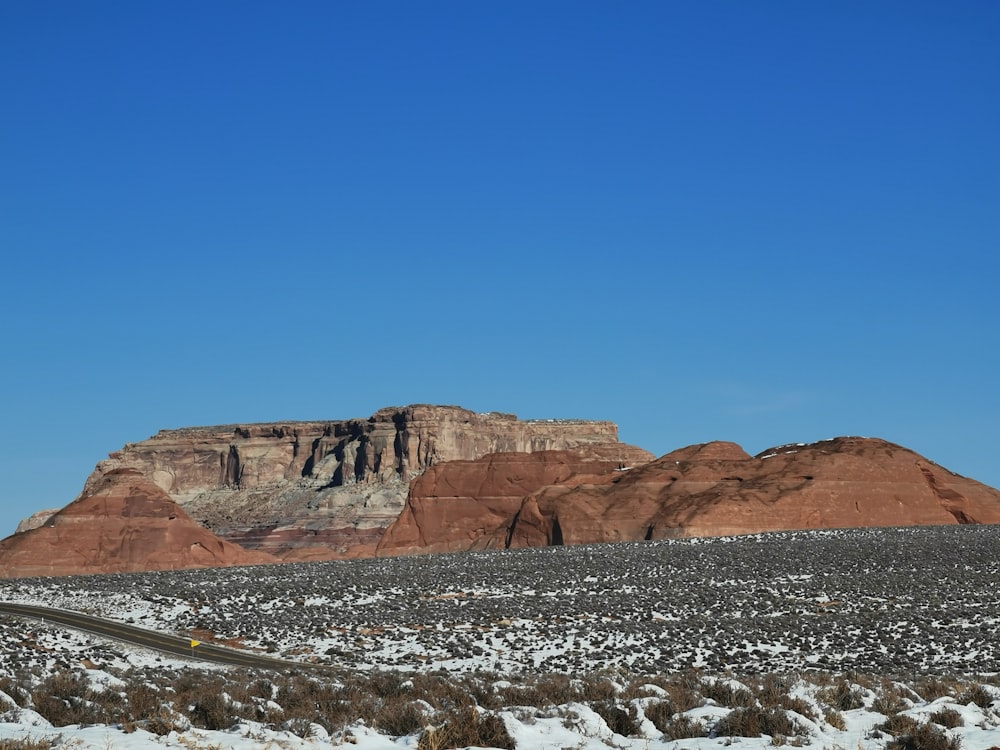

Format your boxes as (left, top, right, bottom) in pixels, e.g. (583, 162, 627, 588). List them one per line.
(374, 437, 1000, 557)
(0, 469, 276, 578)
(78, 405, 635, 558)
(376, 443, 655, 556)
(14, 405, 1000, 575)
(496, 437, 1000, 547)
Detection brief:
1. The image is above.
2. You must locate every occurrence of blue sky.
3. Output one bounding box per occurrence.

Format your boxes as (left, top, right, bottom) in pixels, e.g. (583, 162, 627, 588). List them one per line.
(1, 2, 997, 536)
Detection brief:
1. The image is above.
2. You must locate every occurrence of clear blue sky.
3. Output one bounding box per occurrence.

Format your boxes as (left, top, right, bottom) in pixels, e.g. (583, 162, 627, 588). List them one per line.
(1, 2, 997, 536)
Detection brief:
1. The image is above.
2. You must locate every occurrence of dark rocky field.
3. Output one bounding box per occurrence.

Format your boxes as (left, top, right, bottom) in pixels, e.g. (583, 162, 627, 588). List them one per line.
(2, 525, 998, 678)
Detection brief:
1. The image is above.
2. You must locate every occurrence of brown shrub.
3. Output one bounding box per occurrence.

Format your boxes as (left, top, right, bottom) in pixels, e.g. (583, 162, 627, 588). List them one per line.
(659, 713, 704, 740)
(715, 706, 805, 739)
(749, 674, 816, 719)
(532, 674, 581, 706)
(819, 680, 864, 711)
(0, 674, 31, 709)
(915, 678, 957, 702)
(0, 739, 59, 750)
(643, 699, 676, 733)
(30, 671, 102, 727)
(371, 696, 429, 737)
(703, 680, 754, 708)
(409, 673, 476, 710)
(224, 671, 275, 705)
(929, 708, 964, 729)
(886, 721, 962, 750)
(591, 700, 640, 737)
(665, 677, 705, 712)
(873, 681, 911, 716)
(825, 709, 847, 730)
(364, 670, 409, 699)
(418, 706, 514, 750)
(879, 713, 920, 737)
(754, 674, 793, 706)
(957, 684, 993, 709)
(575, 673, 619, 703)
(188, 689, 235, 731)
(623, 674, 673, 700)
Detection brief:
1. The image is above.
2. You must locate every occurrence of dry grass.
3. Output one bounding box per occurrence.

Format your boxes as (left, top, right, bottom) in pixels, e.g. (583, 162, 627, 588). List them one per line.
(658, 713, 704, 740)
(915, 677, 958, 701)
(643, 698, 676, 733)
(590, 699, 640, 737)
(715, 706, 807, 739)
(417, 706, 514, 750)
(873, 682, 911, 716)
(0, 740, 59, 750)
(929, 708, 964, 729)
(703, 679, 755, 708)
(819, 679, 865, 711)
(29, 671, 102, 727)
(824, 708, 847, 730)
(885, 720, 962, 750)
(956, 683, 994, 709)
(9, 664, 993, 744)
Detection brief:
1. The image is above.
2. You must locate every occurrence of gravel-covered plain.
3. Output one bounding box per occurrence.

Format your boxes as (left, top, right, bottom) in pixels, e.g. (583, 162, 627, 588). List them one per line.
(1, 525, 998, 678)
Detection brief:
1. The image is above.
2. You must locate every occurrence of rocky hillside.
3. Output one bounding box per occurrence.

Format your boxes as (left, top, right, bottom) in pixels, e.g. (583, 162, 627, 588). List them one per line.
(0, 469, 276, 577)
(376, 444, 654, 556)
(375, 436, 1000, 557)
(50, 405, 647, 561)
(496, 436, 1000, 546)
(5, 404, 1000, 579)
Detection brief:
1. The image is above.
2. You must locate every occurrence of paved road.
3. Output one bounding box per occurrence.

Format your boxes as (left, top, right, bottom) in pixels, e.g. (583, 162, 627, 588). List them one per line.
(0, 601, 330, 672)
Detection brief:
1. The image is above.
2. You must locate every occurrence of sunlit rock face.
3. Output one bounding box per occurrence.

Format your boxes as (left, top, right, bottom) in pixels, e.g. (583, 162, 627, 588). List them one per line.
(0, 469, 277, 578)
(12, 411, 1000, 573)
(376, 443, 656, 556)
(496, 437, 1000, 548)
(14, 509, 59, 534)
(67, 405, 640, 559)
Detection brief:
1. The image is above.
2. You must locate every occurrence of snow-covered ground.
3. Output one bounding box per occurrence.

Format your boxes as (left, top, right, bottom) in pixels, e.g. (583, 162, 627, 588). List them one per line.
(1, 525, 998, 749)
(6, 693, 1000, 750)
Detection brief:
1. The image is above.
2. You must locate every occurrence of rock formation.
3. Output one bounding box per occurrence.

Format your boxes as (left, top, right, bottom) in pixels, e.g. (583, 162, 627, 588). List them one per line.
(494, 437, 1000, 547)
(10, 404, 1000, 576)
(14, 509, 60, 534)
(376, 443, 655, 556)
(75, 405, 637, 558)
(0, 469, 276, 578)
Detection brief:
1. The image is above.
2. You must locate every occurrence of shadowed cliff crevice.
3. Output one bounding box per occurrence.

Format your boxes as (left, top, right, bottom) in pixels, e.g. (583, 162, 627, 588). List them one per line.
(919, 465, 975, 524)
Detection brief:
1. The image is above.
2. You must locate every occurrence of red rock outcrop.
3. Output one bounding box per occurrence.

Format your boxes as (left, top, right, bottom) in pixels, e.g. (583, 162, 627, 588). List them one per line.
(51, 405, 639, 559)
(376, 443, 655, 556)
(496, 437, 1000, 547)
(0, 469, 276, 578)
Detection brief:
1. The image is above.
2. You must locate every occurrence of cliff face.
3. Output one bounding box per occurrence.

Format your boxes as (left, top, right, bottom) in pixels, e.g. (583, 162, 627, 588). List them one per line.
(376, 443, 655, 556)
(497, 437, 1000, 547)
(79, 405, 631, 558)
(0, 469, 276, 578)
(13, 405, 999, 575)
(375, 437, 1000, 557)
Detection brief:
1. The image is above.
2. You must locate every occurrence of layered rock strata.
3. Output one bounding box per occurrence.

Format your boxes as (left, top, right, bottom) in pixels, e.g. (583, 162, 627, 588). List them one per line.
(377, 437, 1000, 556)
(0, 469, 276, 578)
(77, 405, 634, 558)
(14, 509, 60, 534)
(376, 443, 655, 556)
(497, 437, 1000, 547)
